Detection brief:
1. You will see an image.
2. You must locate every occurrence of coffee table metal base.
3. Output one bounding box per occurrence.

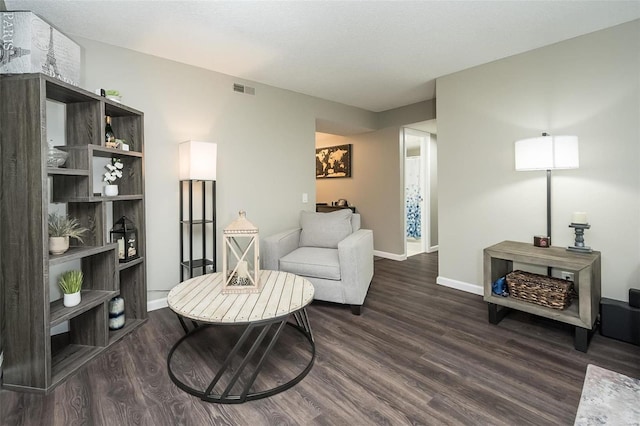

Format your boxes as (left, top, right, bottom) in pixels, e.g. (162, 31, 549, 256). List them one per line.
(167, 308, 315, 404)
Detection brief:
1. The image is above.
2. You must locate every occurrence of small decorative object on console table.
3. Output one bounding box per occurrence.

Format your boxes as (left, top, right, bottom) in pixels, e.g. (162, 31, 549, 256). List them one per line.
(533, 235, 550, 247)
(110, 216, 139, 263)
(568, 212, 592, 253)
(222, 211, 261, 294)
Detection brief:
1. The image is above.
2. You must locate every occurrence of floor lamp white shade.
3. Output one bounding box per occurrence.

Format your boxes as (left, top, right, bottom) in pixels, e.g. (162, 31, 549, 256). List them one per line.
(515, 135, 579, 171)
(179, 140, 217, 180)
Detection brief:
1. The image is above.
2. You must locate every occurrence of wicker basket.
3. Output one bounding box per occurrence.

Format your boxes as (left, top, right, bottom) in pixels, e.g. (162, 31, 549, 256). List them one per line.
(506, 270, 574, 310)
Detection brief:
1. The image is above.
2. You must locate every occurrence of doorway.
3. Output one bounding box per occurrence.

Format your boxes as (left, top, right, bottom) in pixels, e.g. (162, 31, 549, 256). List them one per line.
(403, 125, 438, 257)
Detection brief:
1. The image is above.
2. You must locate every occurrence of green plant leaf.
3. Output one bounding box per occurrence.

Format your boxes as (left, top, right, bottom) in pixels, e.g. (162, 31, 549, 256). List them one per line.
(58, 270, 83, 294)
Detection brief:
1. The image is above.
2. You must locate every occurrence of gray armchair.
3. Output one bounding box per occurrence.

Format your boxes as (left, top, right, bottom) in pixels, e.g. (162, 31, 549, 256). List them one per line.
(263, 209, 374, 315)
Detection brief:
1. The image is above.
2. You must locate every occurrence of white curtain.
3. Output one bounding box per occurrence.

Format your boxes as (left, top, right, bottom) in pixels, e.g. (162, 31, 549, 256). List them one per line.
(405, 157, 422, 239)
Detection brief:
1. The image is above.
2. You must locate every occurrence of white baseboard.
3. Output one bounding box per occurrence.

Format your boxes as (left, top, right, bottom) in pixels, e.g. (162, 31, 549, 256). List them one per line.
(148, 297, 168, 311)
(436, 276, 483, 296)
(374, 250, 406, 261)
(427, 245, 439, 253)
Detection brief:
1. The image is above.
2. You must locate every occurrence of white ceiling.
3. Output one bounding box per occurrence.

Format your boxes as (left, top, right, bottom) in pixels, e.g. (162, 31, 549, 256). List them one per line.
(5, 1, 640, 112)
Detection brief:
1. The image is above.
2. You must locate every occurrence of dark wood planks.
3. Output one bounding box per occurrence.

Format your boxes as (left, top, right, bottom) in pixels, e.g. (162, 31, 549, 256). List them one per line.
(1, 252, 638, 425)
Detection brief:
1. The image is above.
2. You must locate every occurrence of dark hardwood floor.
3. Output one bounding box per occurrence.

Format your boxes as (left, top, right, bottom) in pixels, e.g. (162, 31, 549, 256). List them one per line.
(2, 253, 639, 425)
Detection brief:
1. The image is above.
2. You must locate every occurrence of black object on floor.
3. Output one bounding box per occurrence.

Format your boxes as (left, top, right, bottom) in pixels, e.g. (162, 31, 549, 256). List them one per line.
(600, 297, 640, 346)
(629, 288, 640, 308)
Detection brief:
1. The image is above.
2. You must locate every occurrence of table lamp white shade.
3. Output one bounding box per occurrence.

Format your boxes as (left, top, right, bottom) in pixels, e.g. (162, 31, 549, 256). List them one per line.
(179, 140, 217, 180)
(515, 135, 579, 171)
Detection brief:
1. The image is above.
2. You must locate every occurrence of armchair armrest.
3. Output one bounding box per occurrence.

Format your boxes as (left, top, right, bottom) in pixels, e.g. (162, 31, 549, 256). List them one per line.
(338, 229, 374, 304)
(262, 228, 301, 270)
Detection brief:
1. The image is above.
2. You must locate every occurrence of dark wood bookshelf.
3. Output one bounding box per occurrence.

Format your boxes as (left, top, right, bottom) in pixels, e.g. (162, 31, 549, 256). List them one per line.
(0, 73, 148, 393)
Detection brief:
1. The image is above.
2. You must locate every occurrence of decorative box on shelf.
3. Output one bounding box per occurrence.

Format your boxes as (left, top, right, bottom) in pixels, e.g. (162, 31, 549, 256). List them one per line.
(0, 11, 81, 85)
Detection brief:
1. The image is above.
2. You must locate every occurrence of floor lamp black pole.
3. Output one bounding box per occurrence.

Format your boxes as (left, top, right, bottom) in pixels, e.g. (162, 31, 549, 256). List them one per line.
(546, 169, 552, 276)
(546, 169, 552, 240)
(211, 180, 216, 273)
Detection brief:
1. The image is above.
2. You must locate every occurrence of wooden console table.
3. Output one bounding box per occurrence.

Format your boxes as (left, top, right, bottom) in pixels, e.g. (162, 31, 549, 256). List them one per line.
(483, 240, 601, 352)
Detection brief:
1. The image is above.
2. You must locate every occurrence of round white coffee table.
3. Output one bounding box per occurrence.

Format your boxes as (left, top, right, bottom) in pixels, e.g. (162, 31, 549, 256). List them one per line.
(167, 270, 315, 403)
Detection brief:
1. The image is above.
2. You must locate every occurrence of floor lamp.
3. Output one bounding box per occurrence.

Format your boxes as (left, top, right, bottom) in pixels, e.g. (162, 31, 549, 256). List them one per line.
(515, 133, 579, 259)
(179, 140, 217, 281)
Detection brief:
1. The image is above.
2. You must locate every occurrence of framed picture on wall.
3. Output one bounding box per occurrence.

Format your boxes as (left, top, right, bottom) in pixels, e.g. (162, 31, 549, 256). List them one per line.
(316, 144, 352, 178)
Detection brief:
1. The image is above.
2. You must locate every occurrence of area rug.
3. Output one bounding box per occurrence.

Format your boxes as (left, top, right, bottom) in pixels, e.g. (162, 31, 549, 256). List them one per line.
(574, 364, 640, 425)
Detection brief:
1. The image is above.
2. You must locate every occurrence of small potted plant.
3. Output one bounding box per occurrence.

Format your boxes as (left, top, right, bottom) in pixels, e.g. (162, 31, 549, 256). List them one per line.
(48, 213, 89, 255)
(104, 158, 123, 196)
(58, 270, 84, 307)
(105, 89, 121, 103)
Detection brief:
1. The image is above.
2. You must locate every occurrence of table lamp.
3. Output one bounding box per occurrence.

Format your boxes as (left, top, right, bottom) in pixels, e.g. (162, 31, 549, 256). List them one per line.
(515, 133, 579, 248)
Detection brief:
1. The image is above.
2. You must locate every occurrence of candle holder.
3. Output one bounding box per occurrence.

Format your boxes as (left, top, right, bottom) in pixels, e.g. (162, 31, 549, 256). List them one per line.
(567, 223, 592, 253)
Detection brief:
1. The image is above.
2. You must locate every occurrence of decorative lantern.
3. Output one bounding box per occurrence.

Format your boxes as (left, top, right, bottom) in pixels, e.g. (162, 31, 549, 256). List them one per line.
(222, 211, 260, 293)
(110, 216, 139, 263)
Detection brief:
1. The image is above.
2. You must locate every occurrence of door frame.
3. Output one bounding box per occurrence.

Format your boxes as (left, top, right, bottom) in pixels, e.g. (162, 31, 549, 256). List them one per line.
(403, 128, 430, 257)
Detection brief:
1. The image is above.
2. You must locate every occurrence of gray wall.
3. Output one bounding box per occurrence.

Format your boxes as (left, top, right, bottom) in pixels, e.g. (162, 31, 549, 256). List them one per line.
(436, 20, 639, 301)
(378, 99, 436, 129)
(75, 37, 379, 300)
(316, 128, 405, 255)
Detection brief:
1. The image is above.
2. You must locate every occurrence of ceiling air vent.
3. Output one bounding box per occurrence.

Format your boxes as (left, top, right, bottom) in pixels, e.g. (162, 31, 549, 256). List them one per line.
(233, 83, 255, 95)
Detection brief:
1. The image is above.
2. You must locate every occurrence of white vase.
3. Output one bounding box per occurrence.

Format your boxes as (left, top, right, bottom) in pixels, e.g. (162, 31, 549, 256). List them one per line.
(109, 296, 126, 330)
(63, 291, 81, 307)
(105, 184, 119, 196)
(49, 236, 69, 255)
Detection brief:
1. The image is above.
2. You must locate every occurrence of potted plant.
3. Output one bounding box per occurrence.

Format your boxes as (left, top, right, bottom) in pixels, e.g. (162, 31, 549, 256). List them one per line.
(58, 270, 84, 307)
(48, 213, 89, 255)
(104, 157, 124, 196)
(105, 89, 121, 103)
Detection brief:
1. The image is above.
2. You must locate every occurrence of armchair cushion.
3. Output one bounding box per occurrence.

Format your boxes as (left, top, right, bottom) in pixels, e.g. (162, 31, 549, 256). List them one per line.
(300, 209, 353, 249)
(279, 247, 341, 281)
(262, 228, 301, 270)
